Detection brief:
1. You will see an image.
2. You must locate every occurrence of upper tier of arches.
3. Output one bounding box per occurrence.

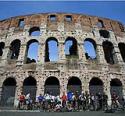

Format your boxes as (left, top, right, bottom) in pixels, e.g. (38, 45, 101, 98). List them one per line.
(0, 13, 124, 37)
(1, 36, 125, 65)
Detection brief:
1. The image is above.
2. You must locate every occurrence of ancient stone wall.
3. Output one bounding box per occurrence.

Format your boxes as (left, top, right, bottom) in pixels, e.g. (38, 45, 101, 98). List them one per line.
(0, 13, 125, 106)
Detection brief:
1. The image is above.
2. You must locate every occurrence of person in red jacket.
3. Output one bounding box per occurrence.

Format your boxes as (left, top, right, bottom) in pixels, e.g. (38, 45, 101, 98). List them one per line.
(19, 92, 25, 109)
(61, 92, 67, 108)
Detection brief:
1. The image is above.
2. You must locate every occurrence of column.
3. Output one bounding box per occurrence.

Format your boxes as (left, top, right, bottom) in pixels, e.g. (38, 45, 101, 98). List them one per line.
(60, 76, 68, 96)
(15, 80, 23, 99)
(113, 46, 123, 64)
(78, 43, 86, 62)
(14, 80, 23, 107)
(37, 42, 45, 64)
(58, 42, 66, 62)
(1, 46, 10, 66)
(96, 44, 107, 64)
(17, 44, 27, 65)
(83, 78, 89, 93)
(103, 80, 112, 106)
(36, 80, 44, 96)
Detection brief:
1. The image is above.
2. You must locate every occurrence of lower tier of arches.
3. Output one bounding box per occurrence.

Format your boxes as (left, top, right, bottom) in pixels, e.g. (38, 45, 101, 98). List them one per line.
(0, 74, 124, 107)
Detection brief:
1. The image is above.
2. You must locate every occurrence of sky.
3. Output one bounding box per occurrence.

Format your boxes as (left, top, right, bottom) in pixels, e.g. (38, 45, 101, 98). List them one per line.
(0, 1, 125, 24)
(0, 1, 124, 61)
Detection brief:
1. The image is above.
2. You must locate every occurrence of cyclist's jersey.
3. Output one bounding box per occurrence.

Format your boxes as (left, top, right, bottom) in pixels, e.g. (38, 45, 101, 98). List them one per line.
(19, 95, 25, 102)
(67, 92, 73, 101)
(38, 96, 44, 102)
(62, 95, 67, 101)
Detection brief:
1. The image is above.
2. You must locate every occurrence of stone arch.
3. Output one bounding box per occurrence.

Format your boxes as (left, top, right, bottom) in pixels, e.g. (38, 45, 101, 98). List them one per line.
(23, 76, 37, 100)
(8, 39, 21, 60)
(99, 30, 110, 38)
(84, 38, 97, 59)
(29, 27, 40, 36)
(0, 77, 16, 106)
(110, 78, 123, 102)
(0, 42, 5, 57)
(102, 40, 115, 64)
(118, 42, 125, 62)
(89, 77, 103, 95)
(67, 76, 82, 94)
(25, 39, 39, 63)
(65, 37, 78, 58)
(45, 37, 58, 62)
(44, 76, 60, 96)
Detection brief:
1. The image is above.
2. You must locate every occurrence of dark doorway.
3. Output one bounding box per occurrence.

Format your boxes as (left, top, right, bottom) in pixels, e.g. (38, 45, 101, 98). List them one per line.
(67, 76, 82, 94)
(0, 42, 5, 56)
(8, 39, 21, 59)
(110, 78, 123, 103)
(99, 30, 110, 38)
(89, 77, 103, 95)
(118, 43, 125, 62)
(44, 77, 60, 96)
(1, 78, 16, 106)
(23, 76, 37, 100)
(103, 41, 115, 64)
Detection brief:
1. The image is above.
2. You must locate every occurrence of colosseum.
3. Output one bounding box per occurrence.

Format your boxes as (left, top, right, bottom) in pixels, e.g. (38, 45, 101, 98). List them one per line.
(0, 13, 125, 107)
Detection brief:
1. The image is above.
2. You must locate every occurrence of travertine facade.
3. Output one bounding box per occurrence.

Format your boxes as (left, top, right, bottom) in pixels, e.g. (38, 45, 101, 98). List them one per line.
(0, 13, 125, 106)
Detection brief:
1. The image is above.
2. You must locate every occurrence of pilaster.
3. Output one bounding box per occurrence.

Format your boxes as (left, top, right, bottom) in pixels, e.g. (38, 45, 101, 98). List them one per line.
(58, 42, 66, 62)
(17, 44, 27, 65)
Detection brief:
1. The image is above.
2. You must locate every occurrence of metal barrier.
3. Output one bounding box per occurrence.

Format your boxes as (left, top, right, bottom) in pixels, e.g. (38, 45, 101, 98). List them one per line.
(0, 86, 16, 107)
(23, 86, 37, 100)
(44, 85, 60, 96)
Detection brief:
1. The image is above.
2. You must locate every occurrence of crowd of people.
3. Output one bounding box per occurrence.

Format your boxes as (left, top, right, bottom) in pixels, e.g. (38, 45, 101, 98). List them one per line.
(16, 91, 125, 112)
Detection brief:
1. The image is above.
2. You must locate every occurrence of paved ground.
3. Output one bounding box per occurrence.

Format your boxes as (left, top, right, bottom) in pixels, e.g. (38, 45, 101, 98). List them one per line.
(0, 111, 125, 116)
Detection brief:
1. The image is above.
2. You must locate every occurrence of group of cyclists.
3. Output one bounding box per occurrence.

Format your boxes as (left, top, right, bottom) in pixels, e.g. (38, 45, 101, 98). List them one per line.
(17, 90, 125, 112)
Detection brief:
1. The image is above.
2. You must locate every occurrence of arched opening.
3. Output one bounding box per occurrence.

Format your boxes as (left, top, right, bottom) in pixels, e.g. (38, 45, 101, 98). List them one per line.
(97, 20, 104, 28)
(23, 76, 37, 100)
(49, 15, 57, 22)
(65, 15, 72, 22)
(45, 37, 58, 62)
(8, 39, 21, 59)
(110, 78, 123, 103)
(0, 42, 5, 56)
(67, 77, 82, 94)
(1, 78, 16, 106)
(18, 19, 24, 28)
(84, 38, 97, 60)
(44, 77, 60, 96)
(26, 39, 38, 63)
(65, 37, 78, 58)
(99, 30, 110, 38)
(118, 43, 125, 62)
(29, 27, 40, 36)
(89, 77, 103, 95)
(103, 41, 115, 64)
